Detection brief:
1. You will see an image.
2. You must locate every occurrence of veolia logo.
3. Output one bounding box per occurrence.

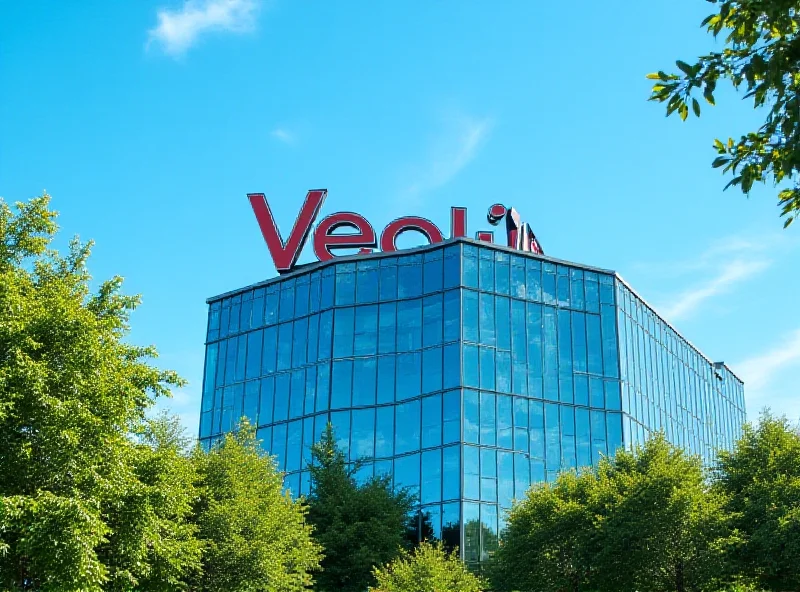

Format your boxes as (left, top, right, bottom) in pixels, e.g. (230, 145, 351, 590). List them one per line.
(248, 189, 544, 273)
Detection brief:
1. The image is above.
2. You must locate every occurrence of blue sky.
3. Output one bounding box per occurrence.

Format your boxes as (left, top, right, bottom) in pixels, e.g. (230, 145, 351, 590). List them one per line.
(2, 0, 798, 434)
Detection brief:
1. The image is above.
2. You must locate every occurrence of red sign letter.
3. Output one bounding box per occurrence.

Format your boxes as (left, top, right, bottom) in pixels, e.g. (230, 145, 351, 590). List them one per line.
(248, 189, 326, 273)
(380, 217, 445, 252)
(313, 212, 377, 262)
(450, 207, 468, 238)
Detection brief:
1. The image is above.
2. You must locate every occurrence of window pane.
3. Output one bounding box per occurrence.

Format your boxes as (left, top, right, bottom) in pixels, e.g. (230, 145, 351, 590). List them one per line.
(496, 296, 511, 351)
(289, 368, 305, 419)
(274, 373, 290, 421)
(479, 347, 495, 391)
(376, 406, 394, 457)
(479, 292, 495, 346)
(377, 355, 396, 404)
(398, 258, 422, 299)
(545, 403, 560, 471)
(480, 392, 496, 446)
(333, 307, 355, 358)
(497, 395, 512, 449)
(379, 265, 398, 301)
(286, 419, 302, 472)
(396, 352, 421, 401)
(464, 446, 479, 500)
(498, 451, 514, 508)
(394, 453, 420, 499)
(331, 360, 353, 409)
(354, 305, 378, 356)
(356, 264, 379, 304)
(422, 294, 443, 347)
(443, 343, 461, 390)
(397, 299, 422, 352)
(335, 266, 355, 305)
(422, 394, 442, 448)
(463, 246, 478, 288)
(422, 449, 442, 504)
(318, 310, 333, 360)
(352, 408, 376, 459)
(513, 396, 529, 453)
(272, 422, 287, 471)
(378, 302, 396, 354)
(246, 330, 263, 380)
(442, 501, 460, 552)
(463, 290, 479, 343)
(353, 358, 377, 406)
(443, 445, 461, 500)
(443, 289, 461, 342)
(422, 347, 443, 394)
(277, 323, 293, 371)
(443, 390, 461, 444)
(480, 448, 497, 502)
(423, 255, 444, 294)
(259, 376, 274, 426)
(293, 317, 308, 368)
(316, 362, 330, 412)
(395, 400, 421, 454)
(443, 245, 461, 289)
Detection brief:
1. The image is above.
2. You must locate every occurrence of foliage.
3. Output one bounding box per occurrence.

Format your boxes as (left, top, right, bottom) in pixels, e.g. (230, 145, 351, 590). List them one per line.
(307, 424, 415, 592)
(98, 412, 203, 591)
(492, 435, 725, 592)
(0, 194, 185, 591)
(491, 470, 596, 592)
(191, 421, 321, 592)
(369, 541, 485, 592)
(590, 434, 727, 592)
(647, 0, 800, 227)
(713, 413, 800, 591)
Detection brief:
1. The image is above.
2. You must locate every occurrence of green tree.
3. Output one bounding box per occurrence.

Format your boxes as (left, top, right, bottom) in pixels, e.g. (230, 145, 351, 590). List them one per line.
(491, 471, 596, 592)
(369, 541, 485, 592)
(647, 0, 800, 227)
(191, 421, 321, 592)
(307, 424, 415, 592)
(714, 413, 800, 591)
(590, 434, 727, 592)
(493, 435, 726, 592)
(98, 411, 202, 591)
(0, 194, 186, 591)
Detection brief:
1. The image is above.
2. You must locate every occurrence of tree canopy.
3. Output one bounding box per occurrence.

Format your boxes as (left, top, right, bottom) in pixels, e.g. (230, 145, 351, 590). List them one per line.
(0, 194, 185, 590)
(191, 422, 321, 592)
(369, 541, 485, 592)
(648, 0, 800, 227)
(713, 413, 800, 591)
(492, 434, 726, 592)
(306, 424, 415, 592)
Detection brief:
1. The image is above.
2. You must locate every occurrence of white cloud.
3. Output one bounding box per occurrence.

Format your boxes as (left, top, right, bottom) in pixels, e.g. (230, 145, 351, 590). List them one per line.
(271, 128, 296, 144)
(148, 0, 260, 57)
(405, 114, 493, 202)
(732, 328, 800, 421)
(660, 258, 771, 321)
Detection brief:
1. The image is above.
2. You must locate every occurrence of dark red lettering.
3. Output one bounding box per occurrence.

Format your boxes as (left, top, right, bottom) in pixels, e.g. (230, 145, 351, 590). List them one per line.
(313, 212, 377, 262)
(248, 190, 326, 273)
(380, 217, 445, 252)
(450, 207, 467, 238)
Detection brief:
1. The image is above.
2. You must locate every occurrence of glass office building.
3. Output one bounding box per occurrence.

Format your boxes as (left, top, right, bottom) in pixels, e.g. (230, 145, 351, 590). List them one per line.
(199, 238, 745, 566)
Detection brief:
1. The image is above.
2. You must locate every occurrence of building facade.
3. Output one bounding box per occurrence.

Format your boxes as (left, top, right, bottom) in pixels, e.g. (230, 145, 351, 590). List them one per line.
(199, 238, 745, 565)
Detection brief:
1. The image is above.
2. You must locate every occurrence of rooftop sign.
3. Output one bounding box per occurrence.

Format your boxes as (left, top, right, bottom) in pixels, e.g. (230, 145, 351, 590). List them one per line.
(248, 189, 543, 273)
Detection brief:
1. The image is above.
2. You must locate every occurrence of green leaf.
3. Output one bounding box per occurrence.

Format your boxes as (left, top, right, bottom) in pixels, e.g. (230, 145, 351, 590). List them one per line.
(679, 103, 689, 121)
(712, 156, 729, 168)
(676, 60, 693, 76)
(714, 139, 725, 152)
(692, 98, 701, 117)
(646, 72, 662, 80)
